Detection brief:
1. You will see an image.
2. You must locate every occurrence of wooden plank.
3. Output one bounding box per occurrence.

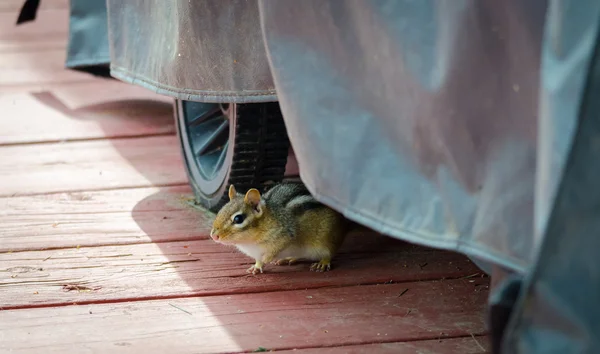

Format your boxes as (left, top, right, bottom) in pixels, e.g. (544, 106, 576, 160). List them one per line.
(0, 8, 68, 53)
(0, 135, 188, 196)
(0, 49, 94, 88)
(3, 80, 170, 107)
(0, 35, 65, 54)
(0, 181, 303, 252)
(0, 77, 96, 95)
(0, 236, 486, 308)
(0, 79, 171, 106)
(277, 336, 491, 354)
(0, 90, 174, 145)
(0, 186, 213, 252)
(0, 280, 488, 354)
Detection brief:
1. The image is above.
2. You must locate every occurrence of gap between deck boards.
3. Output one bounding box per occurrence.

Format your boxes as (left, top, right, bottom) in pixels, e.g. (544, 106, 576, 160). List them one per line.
(2, 182, 192, 198)
(0, 131, 177, 147)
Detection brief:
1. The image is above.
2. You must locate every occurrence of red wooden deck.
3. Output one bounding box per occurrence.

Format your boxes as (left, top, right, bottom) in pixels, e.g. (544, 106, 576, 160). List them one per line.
(0, 3, 491, 353)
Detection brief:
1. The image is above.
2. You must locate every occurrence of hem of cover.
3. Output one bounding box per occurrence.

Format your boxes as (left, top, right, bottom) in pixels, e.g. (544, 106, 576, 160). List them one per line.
(110, 65, 278, 103)
(65, 55, 110, 68)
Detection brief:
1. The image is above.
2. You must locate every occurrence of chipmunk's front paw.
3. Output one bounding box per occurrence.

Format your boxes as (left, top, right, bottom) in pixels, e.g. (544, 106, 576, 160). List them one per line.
(246, 263, 264, 275)
(273, 257, 297, 266)
(310, 260, 331, 272)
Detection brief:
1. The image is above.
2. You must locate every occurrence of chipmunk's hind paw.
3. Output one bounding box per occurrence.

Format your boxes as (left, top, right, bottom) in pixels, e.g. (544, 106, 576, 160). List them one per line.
(273, 257, 298, 266)
(310, 259, 331, 272)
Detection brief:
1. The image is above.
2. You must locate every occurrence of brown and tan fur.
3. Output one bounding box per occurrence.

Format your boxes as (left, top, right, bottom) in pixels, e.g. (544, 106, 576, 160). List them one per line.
(210, 183, 347, 274)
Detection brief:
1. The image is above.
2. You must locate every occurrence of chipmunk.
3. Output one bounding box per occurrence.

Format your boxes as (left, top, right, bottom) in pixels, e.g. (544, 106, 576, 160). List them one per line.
(210, 182, 348, 274)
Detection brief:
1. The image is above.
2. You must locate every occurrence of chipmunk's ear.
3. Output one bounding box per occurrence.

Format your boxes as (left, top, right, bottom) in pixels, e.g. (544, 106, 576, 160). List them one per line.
(228, 185, 237, 201)
(244, 188, 261, 206)
(244, 188, 263, 216)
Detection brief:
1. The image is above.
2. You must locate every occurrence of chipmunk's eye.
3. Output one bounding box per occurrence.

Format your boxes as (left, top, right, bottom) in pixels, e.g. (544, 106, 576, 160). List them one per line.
(233, 214, 246, 224)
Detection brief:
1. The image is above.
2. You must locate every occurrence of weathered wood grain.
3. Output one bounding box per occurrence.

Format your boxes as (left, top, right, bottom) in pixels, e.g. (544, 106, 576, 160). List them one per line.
(0, 135, 188, 196)
(277, 336, 491, 354)
(0, 237, 486, 308)
(0, 186, 213, 252)
(0, 280, 489, 354)
(0, 92, 174, 145)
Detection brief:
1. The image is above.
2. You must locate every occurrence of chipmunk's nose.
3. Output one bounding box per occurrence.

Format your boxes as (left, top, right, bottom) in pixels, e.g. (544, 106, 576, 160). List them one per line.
(210, 228, 219, 241)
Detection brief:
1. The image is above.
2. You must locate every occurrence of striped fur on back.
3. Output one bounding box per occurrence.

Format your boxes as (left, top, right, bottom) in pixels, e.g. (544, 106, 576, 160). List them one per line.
(263, 182, 324, 236)
(265, 182, 323, 211)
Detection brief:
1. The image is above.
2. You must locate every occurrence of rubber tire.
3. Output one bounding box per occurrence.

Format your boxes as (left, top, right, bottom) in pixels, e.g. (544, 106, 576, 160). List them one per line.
(175, 99, 291, 212)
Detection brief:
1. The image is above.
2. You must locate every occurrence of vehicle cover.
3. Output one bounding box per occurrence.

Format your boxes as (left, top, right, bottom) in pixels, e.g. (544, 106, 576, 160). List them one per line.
(65, 0, 111, 77)
(256, 4, 600, 351)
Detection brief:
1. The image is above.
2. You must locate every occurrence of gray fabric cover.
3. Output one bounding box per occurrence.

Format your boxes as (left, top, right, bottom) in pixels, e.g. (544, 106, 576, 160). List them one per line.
(260, 0, 548, 274)
(505, 66, 600, 352)
(65, 0, 110, 74)
(105, 0, 276, 103)
(256, 2, 600, 352)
